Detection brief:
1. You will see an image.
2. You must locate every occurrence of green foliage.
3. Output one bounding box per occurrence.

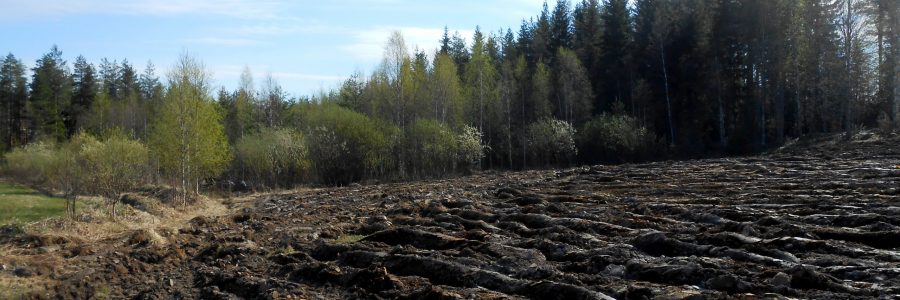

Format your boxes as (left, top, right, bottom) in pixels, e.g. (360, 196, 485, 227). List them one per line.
(4, 141, 57, 186)
(70, 55, 97, 136)
(464, 27, 500, 132)
(47, 132, 97, 200)
(579, 113, 660, 163)
(526, 119, 577, 167)
(554, 48, 594, 125)
(299, 103, 395, 184)
(149, 53, 231, 199)
(234, 128, 309, 189)
(4, 133, 91, 218)
(0, 54, 29, 151)
(405, 119, 459, 177)
(430, 53, 465, 127)
(29, 46, 71, 141)
(456, 124, 486, 172)
(531, 60, 553, 120)
(81, 132, 149, 217)
(4, 131, 151, 218)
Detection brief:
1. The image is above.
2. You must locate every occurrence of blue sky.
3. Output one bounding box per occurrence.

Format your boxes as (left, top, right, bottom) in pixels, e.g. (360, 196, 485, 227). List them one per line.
(0, 0, 546, 97)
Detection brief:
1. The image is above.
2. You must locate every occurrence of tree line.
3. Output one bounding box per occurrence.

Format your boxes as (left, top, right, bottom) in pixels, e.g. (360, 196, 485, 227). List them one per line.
(1, 0, 898, 209)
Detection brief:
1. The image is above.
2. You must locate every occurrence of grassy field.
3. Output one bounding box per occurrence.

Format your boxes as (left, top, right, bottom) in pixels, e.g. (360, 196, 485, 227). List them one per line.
(0, 182, 65, 225)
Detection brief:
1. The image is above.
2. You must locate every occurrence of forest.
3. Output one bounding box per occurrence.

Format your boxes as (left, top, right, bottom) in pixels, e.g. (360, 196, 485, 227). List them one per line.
(0, 0, 898, 201)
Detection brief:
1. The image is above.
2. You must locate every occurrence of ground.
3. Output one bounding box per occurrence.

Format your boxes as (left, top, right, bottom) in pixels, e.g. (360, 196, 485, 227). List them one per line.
(1, 133, 899, 299)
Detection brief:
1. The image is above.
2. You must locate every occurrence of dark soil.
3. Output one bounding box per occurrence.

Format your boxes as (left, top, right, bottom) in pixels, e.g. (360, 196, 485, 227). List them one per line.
(9, 135, 900, 299)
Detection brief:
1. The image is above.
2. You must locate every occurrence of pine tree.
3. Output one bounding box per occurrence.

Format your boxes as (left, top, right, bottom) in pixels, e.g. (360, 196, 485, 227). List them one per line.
(573, 0, 603, 105)
(0, 54, 28, 150)
(99, 58, 120, 101)
(550, 0, 573, 52)
(449, 31, 470, 76)
(119, 59, 139, 101)
(440, 26, 452, 54)
(70, 55, 97, 136)
(533, 2, 553, 61)
(29, 45, 71, 141)
(600, 0, 633, 113)
(465, 27, 499, 134)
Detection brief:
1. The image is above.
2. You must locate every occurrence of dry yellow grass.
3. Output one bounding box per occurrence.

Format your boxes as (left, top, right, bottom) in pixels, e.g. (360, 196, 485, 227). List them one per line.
(22, 192, 230, 244)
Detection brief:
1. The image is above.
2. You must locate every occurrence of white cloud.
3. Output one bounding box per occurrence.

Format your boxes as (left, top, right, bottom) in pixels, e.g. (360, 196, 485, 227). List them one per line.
(185, 37, 260, 46)
(0, 0, 285, 20)
(342, 26, 475, 63)
(269, 72, 344, 82)
(236, 21, 339, 36)
(212, 64, 344, 92)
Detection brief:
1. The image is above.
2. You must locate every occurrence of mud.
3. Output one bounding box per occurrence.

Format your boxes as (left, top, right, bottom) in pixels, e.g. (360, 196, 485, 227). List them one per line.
(5, 135, 900, 299)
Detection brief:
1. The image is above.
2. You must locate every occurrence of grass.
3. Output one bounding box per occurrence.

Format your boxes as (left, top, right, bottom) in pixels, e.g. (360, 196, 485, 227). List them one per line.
(334, 234, 365, 244)
(0, 182, 66, 225)
(0, 274, 50, 299)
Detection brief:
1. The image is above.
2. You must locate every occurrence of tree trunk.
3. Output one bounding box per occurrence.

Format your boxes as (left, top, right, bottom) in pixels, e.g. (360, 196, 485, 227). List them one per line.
(505, 86, 512, 168)
(758, 67, 766, 147)
(842, 0, 854, 132)
(715, 56, 726, 149)
(65, 196, 73, 219)
(775, 72, 786, 145)
(522, 90, 527, 170)
(892, 3, 900, 126)
(660, 41, 675, 146)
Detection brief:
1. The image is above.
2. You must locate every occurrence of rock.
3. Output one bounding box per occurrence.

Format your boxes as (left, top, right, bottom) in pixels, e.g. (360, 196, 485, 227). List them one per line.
(705, 274, 751, 293)
(625, 261, 718, 285)
(363, 227, 468, 250)
(813, 229, 900, 249)
(789, 266, 856, 294)
(768, 272, 791, 287)
(13, 266, 33, 277)
(603, 264, 626, 277)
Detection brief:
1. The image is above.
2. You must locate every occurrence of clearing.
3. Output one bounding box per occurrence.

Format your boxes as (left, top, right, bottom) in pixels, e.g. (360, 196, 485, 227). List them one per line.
(0, 183, 65, 225)
(2, 133, 899, 299)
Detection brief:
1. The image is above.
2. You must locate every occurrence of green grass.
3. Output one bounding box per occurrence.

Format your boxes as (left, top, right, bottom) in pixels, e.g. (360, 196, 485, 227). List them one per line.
(334, 234, 365, 244)
(0, 182, 65, 225)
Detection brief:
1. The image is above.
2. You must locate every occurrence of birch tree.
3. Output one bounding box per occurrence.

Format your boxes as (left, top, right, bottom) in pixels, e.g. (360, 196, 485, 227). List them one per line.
(149, 52, 231, 205)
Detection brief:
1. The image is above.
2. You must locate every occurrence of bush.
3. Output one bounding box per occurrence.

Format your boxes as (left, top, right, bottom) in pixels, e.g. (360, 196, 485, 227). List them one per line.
(877, 112, 895, 135)
(81, 132, 150, 218)
(456, 125, 485, 172)
(4, 141, 57, 186)
(579, 113, 660, 163)
(401, 120, 485, 178)
(526, 119, 577, 167)
(4, 131, 151, 219)
(299, 104, 396, 185)
(234, 128, 309, 189)
(404, 119, 459, 177)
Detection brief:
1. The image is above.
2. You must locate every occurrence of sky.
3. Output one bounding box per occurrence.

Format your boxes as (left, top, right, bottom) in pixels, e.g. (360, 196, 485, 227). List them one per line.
(0, 0, 547, 97)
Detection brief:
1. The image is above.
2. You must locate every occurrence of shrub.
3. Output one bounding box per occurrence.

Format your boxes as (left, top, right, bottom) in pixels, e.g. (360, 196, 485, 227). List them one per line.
(526, 119, 577, 167)
(877, 112, 895, 135)
(579, 113, 660, 163)
(4, 141, 57, 186)
(234, 128, 309, 189)
(404, 119, 459, 177)
(81, 132, 150, 218)
(4, 136, 97, 218)
(49, 133, 100, 217)
(299, 104, 396, 185)
(456, 125, 485, 172)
